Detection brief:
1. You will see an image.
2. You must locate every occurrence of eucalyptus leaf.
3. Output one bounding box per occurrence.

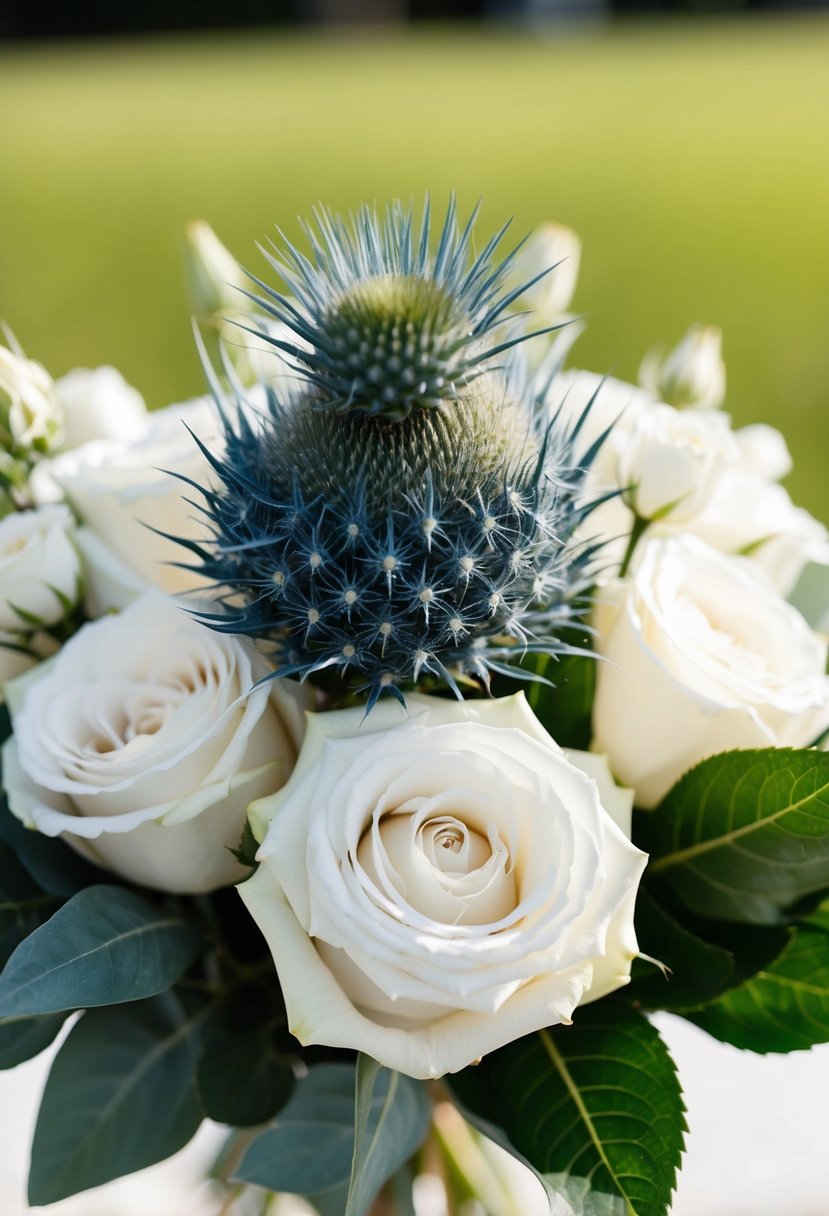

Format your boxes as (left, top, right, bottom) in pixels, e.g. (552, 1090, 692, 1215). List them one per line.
(638, 749, 829, 924)
(0, 1011, 66, 1069)
(346, 1054, 431, 1216)
(197, 999, 295, 1126)
(28, 991, 206, 1204)
(450, 1003, 685, 1216)
(0, 842, 56, 966)
(687, 917, 829, 1053)
(234, 1061, 429, 1205)
(234, 1064, 357, 1194)
(0, 803, 101, 899)
(0, 885, 201, 1019)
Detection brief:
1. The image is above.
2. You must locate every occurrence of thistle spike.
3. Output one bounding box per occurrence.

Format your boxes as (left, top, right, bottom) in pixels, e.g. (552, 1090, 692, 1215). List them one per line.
(176, 198, 608, 705)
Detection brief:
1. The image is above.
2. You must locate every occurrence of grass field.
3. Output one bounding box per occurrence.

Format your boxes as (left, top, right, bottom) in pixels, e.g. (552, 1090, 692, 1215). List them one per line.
(1, 16, 828, 514)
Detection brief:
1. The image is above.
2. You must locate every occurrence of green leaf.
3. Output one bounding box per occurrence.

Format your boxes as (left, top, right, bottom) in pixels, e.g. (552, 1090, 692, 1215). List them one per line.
(627, 891, 734, 1011)
(0, 801, 101, 899)
(234, 1062, 430, 1202)
(687, 917, 829, 1053)
(234, 1064, 356, 1193)
(521, 648, 596, 751)
(450, 1004, 685, 1216)
(693, 919, 789, 989)
(0, 1012, 66, 1069)
(346, 1054, 431, 1216)
(638, 749, 829, 925)
(0, 885, 201, 1019)
(197, 995, 295, 1126)
(28, 991, 206, 1204)
(229, 819, 260, 871)
(0, 842, 56, 966)
(802, 905, 829, 934)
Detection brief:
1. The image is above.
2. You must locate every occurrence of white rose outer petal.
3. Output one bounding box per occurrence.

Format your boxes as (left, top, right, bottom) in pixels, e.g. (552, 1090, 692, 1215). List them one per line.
(30, 396, 222, 596)
(592, 535, 829, 809)
(241, 693, 646, 1080)
(55, 366, 147, 451)
(614, 405, 739, 524)
(0, 504, 80, 632)
(2, 590, 297, 894)
(0, 633, 37, 687)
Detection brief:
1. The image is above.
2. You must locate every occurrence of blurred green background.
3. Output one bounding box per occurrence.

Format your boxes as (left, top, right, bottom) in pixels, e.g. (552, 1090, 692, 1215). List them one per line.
(1, 16, 828, 514)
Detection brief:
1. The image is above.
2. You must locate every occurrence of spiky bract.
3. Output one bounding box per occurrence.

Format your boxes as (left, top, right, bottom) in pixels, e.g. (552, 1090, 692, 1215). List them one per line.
(240, 196, 553, 422)
(182, 199, 605, 705)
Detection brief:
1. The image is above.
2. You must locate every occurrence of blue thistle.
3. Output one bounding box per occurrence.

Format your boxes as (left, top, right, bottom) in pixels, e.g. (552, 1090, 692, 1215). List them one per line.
(238, 196, 554, 422)
(179, 198, 607, 706)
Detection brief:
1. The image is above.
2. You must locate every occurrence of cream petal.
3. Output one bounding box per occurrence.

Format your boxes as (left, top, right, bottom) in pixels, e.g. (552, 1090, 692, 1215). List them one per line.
(239, 864, 596, 1079)
(245, 693, 645, 1076)
(4, 590, 298, 894)
(594, 537, 829, 807)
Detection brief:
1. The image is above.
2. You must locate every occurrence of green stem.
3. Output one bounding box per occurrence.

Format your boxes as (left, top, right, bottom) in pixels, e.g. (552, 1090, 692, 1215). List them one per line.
(432, 1102, 524, 1216)
(619, 514, 650, 579)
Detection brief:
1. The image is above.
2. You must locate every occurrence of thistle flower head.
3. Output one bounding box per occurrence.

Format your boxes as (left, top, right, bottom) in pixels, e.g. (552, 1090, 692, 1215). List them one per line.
(241, 196, 552, 422)
(180, 199, 606, 706)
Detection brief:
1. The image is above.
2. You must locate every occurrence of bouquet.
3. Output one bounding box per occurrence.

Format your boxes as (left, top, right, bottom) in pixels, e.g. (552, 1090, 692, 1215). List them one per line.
(1, 199, 828, 1216)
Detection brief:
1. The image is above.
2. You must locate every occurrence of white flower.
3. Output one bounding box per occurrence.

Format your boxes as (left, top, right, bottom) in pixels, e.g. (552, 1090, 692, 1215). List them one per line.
(240, 693, 646, 1080)
(73, 526, 150, 618)
(639, 324, 726, 410)
(184, 219, 248, 317)
(690, 467, 829, 597)
(1, 632, 57, 689)
(615, 404, 739, 523)
(2, 591, 299, 894)
(733, 423, 792, 482)
(0, 504, 81, 634)
(592, 535, 829, 809)
(508, 222, 582, 323)
(0, 343, 62, 456)
(31, 395, 223, 596)
(541, 370, 656, 563)
(55, 366, 147, 451)
(545, 369, 656, 467)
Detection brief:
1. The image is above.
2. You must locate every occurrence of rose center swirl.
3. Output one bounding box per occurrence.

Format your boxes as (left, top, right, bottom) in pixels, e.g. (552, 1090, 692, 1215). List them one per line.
(356, 800, 517, 927)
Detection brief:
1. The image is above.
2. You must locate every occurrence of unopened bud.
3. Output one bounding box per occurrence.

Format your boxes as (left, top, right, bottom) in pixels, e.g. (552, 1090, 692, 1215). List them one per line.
(183, 219, 247, 317)
(639, 324, 726, 410)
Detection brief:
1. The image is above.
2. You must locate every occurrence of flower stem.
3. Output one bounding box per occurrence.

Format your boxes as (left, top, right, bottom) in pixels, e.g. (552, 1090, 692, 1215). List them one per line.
(619, 514, 650, 579)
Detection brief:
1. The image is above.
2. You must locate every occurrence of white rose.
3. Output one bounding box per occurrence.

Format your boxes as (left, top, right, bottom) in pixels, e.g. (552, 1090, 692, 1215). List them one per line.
(31, 395, 223, 595)
(541, 371, 656, 567)
(545, 369, 656, 468)
(0, 629, 60, 691)
(789, 558, 829, 635)
(55, 366, 147, 451)
(689, 467, 829, 596)
(2, 590, 299, 894)
(592, 535, 829, 809)
(240, 693, 646, 1080)
(1, 633, 36, 686)
(614, 404, 739, 523)
(639, 324, 726, 411)
(0, 343, 62, 455)
(0, 504, 81, 633)
(733, 423, 792, 482)
(73, 526, 150, 618)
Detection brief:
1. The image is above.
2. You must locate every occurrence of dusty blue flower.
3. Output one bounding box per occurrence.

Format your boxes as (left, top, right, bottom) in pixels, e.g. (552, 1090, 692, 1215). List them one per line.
(178, 199, 609, 706)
